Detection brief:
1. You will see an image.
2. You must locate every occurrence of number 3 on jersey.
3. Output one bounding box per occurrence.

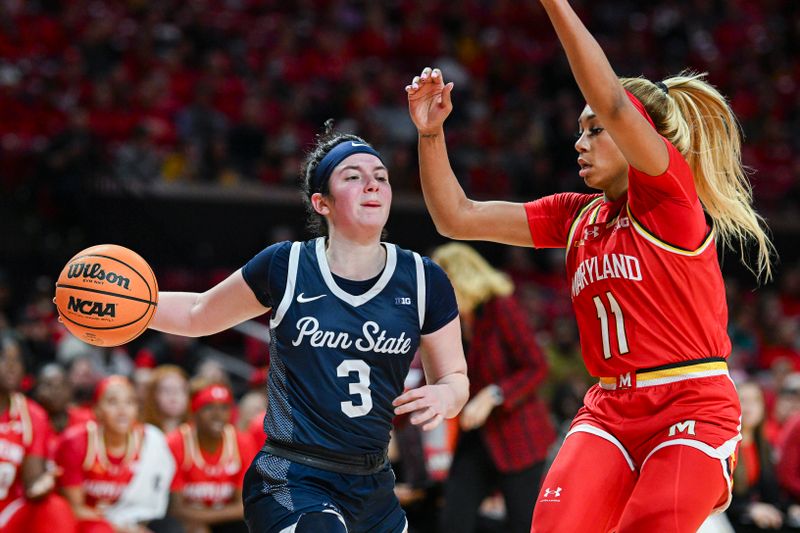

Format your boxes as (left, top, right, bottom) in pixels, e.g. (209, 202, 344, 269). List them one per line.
(593, 292, 629, 359)
(337, 359, 373, 418)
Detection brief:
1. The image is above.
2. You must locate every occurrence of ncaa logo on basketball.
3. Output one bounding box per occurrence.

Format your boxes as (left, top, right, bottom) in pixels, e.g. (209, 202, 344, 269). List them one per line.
(67, 262, 131, 290)
(67, 296, 117, 317)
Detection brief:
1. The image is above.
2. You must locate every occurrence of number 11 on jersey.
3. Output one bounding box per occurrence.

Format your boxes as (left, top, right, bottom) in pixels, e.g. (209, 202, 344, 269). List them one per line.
(593, 291, 629, 359)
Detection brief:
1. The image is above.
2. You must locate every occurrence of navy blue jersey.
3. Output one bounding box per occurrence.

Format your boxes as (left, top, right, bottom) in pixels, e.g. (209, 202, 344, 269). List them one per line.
(242, 238, 457, 455)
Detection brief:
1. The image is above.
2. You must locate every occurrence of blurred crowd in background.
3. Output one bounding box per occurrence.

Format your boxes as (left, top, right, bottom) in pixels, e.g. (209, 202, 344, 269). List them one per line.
(2, 0, 799, 209)
(3, 0, 800, 531)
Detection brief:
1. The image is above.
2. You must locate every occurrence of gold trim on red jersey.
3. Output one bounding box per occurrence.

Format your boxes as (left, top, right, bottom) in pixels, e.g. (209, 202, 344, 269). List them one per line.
(84, 420, 143, 470)
(565, 196, 604, 257)
(181, 423, 240, 472)
(627, 205, 715, 257)
(179, 424, 195, 470)
(599, 360, 729, 390)
(10, 393, 32, 447)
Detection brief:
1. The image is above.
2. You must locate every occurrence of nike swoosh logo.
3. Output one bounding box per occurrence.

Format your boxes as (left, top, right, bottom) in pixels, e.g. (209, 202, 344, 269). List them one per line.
(296, 293, 326, 303)
(350, 142, 369, 147)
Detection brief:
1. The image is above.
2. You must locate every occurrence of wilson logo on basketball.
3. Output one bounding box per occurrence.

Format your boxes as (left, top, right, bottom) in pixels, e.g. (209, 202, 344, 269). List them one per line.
(67, 262, 131, 290)
(67, 296, 117, 317)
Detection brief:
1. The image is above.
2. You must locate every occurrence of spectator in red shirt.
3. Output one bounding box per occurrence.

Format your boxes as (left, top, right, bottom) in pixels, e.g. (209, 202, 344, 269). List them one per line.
(432, 243, 555, 533)
(777, 376, 800, 524)
(57, 375, 174, 533)
(0, 334, 77, 533)
(167, 380, 257, 533)
(758, 317, 800, 372)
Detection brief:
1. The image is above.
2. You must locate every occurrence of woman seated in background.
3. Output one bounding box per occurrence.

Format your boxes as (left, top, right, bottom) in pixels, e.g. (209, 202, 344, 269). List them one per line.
(168, 380, 258, 533)
(0, 334, 77, 533)
(727, 381, 787, 532)
(57, 375, 175, 533)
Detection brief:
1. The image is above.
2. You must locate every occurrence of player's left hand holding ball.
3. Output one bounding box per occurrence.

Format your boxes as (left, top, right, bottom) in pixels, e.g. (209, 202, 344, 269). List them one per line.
(393, 384, 456, 431)
(54, 244, 158, 347)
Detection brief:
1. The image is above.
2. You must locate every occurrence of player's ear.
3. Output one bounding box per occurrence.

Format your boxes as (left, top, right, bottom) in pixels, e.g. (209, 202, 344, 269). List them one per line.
(311, 192, 331, 216)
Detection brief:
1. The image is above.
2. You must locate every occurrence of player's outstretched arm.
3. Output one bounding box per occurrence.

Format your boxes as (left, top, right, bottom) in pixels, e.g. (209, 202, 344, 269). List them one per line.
(539, 0, 668, 175)
(150, 269, 269, 338)
(407, 67, 533, 247)
(392, 317, 469, 431)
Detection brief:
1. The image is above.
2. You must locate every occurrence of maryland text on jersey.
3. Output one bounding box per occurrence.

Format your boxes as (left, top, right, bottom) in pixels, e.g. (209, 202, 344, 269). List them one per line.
(571, 253, 643, 298)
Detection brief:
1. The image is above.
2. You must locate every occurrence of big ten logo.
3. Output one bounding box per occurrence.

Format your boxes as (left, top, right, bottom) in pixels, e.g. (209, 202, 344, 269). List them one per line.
(395, 297, 411, 305)
(610, 216, 631, 232)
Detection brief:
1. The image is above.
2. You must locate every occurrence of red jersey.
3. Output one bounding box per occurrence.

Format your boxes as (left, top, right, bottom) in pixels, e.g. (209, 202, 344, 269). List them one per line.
(525, 139, 730, 377)
(167, 423, 256, 508)
(56, 421, 144, 510)
(45, 406, 95, 459)
(0, 394, 49, 509)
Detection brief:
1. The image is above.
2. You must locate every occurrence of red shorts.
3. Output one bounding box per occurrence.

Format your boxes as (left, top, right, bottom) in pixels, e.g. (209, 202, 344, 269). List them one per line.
(570, 365, 740, 511)
(0, 495, 77, 533)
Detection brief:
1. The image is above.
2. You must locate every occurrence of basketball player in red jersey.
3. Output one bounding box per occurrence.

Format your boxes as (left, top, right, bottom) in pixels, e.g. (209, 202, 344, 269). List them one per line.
(57, 375, 174, 533)
(0, 335, 77, 533)
(167, 381, 257, 533)
(406, 0, 774, 531)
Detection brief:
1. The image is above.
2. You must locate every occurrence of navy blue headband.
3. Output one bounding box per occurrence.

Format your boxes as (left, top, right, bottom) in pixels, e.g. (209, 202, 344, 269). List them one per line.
(310, 140, 383, 196)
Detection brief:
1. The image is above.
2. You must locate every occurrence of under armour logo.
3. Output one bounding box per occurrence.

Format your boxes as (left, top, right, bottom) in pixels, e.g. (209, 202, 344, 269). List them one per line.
(583, 226, 600, 240)
(543, 487, 562, 498)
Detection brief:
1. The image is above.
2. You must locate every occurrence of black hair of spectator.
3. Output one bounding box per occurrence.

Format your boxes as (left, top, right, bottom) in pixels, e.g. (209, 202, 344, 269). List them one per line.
(300, 120, 371, 238)
(0, 331, 27, 371)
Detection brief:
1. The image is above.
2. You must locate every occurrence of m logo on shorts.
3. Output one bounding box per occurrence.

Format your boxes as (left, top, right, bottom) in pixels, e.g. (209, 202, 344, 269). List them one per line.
(668, 420, 697, 436)
(618, 372, 632, 389)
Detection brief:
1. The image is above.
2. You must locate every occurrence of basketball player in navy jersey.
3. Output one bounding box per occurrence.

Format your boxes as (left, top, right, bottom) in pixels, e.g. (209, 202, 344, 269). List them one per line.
(148, 124, 469, 533)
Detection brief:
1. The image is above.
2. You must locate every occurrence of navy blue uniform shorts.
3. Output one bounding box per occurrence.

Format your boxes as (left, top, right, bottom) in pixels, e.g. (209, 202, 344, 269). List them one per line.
(243, 450, 407, 533)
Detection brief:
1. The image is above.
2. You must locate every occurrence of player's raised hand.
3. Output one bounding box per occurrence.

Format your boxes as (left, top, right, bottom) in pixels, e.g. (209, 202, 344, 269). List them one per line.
(392, 383, 455, 431)
(406, 67, 454, 136)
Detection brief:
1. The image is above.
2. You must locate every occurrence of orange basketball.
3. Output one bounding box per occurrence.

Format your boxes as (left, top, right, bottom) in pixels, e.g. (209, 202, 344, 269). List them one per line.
(54, 244, 158, 347)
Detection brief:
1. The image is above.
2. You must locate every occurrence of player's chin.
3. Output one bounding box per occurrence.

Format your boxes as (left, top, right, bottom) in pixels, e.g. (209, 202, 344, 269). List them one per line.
(0, 377, 19, 391)
(582, 172, 606, 191)
(358, 212, 389, 229)
(108, 417, 135, 434)
(208, 421, 226, 434)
